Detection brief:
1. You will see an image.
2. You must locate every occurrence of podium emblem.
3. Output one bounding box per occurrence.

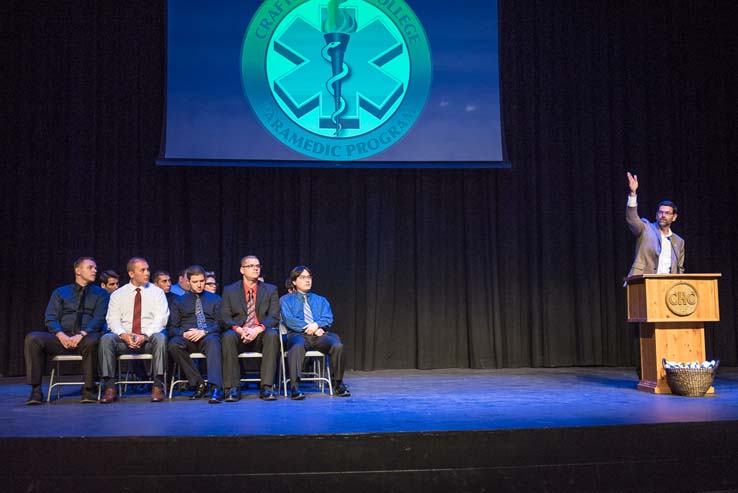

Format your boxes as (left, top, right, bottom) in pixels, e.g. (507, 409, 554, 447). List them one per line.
(241, 0, 432, 161)
(665, 283, 698, 316)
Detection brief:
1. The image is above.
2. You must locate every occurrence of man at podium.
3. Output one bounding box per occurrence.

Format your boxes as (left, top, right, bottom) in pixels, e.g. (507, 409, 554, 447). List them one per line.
(625, 172, 685, 276)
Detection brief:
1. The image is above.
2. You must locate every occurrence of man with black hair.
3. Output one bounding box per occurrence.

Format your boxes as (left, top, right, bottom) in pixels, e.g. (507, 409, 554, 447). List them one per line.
(168, 265, 225, 403)
(281, 265, 350, 399)
(99, 270, 120, 294)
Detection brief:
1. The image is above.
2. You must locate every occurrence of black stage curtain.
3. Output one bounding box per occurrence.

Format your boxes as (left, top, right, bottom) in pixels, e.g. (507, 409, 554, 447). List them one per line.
(2, 1, 737, 376)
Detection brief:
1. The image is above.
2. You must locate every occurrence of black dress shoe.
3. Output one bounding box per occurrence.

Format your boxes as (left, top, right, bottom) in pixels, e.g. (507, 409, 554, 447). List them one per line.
(80, 389, 98, 403)
(26, 389, 43, 405)
(208, 386, 224, 404)
(334, 383, 351, 397)
(225, 387, 241, 402)
(290, 387, 305, 400)
(260, 386, 277, 401)
(190, 382, 208, 400)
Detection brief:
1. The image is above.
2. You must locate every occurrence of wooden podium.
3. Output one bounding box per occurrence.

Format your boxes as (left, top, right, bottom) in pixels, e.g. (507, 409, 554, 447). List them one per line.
(625, 274, 720, 394)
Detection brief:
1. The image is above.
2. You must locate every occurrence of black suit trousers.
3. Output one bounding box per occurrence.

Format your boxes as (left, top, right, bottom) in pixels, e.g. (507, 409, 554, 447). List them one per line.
(285, 331, 344, 387)
(167, 333, 223, 388)
(221, 328, 279, 389)
(24, 331, 101, 388)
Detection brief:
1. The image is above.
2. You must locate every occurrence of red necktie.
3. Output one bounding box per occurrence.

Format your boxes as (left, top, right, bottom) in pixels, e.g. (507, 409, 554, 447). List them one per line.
(245, 288, 256, 327)
(132, 287, 142, 335)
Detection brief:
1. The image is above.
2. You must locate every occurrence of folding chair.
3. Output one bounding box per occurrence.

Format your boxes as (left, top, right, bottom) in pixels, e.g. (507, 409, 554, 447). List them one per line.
(168, 352, 207, 399)
(238, 351, 264, 387)
(278, 323, 333, 396)
(116, 354, 156, 396)
(47, 355, 100, 402)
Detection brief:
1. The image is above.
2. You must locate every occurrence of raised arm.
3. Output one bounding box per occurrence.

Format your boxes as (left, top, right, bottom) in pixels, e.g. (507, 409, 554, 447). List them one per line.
(625, 171, 646, 236)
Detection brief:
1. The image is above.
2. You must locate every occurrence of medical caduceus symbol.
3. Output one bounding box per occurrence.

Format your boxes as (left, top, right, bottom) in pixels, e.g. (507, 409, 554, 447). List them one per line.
(321, 0, 356, 136)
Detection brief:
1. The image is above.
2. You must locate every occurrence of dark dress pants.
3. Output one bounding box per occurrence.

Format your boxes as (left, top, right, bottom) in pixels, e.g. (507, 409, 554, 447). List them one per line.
(168, 333, 223, 388)
(24, 331, 101, 388)
(221, 328, 279, 389)
(286, 331, 344, 387)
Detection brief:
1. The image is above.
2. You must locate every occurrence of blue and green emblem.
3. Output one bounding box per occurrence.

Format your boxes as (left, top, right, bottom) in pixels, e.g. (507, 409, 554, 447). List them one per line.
(242, 0, 432, 160)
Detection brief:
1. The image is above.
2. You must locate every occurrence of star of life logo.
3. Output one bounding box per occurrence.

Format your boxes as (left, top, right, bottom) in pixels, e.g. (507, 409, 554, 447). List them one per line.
(242, 0, 432, 161)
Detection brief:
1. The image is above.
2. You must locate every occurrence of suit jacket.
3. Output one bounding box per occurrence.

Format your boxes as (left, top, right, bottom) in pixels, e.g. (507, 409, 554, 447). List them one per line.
(221, 280, 280, 329)
(626, 204, 685, 277)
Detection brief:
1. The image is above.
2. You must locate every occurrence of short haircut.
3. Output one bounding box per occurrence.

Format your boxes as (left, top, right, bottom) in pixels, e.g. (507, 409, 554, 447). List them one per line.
(74, 257, 96, 270)
(185, 264, 207, 280)
(658, 200, 678, 215)
(289, 265, 312, 284)
(152, 270, 170, 283)
(126, 257, 147, 273)
(240, 255, 259, 265)
(178, 268, 187, 278)
(205, 271, 216, 278)
(99, 270, 119, 284)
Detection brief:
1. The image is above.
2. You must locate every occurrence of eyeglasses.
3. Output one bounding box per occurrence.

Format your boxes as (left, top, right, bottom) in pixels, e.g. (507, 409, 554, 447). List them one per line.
(205, 282, 217, 286)
(241, 264, 261, 269)
(296, 274, 312, 280)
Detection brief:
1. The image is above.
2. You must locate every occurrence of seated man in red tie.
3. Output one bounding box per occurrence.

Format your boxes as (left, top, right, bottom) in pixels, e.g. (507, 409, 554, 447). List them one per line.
(220, 255, 280, 401)
(167, 265, 225, 403)
(100, 257, 170, 403)
(280, 265, 350, 399)
(24, 257, 109, 404)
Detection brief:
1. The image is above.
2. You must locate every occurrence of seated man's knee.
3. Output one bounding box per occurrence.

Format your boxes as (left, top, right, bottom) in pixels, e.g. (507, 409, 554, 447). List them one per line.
(100, 332, 118, 346)
(149, 332, 166, 346)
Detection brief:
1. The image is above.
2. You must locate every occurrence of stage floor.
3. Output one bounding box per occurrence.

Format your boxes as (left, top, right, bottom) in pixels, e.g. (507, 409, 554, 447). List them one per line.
(2, 366, 738, 437)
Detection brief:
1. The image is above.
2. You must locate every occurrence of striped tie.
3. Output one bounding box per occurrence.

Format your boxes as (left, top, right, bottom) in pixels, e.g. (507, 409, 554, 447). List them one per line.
(245, 288, 256, 327)
(303, 294, 314, 324)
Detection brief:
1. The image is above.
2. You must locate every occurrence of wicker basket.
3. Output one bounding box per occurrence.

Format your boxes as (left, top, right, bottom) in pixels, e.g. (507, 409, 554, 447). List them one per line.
(662, 359, 719, 397)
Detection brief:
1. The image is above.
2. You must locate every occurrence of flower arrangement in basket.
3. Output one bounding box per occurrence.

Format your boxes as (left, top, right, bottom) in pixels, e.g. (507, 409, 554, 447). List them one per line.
(662, 359, 719, 397)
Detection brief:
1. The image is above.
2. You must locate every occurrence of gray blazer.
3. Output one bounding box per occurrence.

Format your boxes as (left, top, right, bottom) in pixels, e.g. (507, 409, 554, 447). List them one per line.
(626, 204, 685, 277)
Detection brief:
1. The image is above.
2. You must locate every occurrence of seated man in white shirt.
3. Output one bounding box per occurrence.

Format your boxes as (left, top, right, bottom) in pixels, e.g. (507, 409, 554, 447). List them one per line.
(99, 257, 170, 403)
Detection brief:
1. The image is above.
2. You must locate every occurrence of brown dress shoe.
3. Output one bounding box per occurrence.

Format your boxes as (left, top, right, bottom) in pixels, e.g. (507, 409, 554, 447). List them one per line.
(100, 388, 117, 404)
(150, 386, 164, 402)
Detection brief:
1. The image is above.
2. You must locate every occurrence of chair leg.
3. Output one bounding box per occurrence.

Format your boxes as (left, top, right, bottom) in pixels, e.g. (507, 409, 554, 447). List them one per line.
(46, 366, 56, 402)
(325, 358, 333, 396)
(168, 362, 181, 399)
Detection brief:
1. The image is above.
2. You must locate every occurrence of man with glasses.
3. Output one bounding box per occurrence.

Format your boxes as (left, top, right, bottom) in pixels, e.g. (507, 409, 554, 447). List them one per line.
(625, 172, 685, 277)
(220, 255, 280, 401)
(204, 271, 218, 294)
(280, 265, 350, 399)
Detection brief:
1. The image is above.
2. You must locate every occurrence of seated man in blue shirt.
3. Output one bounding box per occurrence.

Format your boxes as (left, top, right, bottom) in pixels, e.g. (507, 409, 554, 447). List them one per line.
(280, 266, 350, 399)
(167, 265, 225, 403)
(24, 257, 109, 404)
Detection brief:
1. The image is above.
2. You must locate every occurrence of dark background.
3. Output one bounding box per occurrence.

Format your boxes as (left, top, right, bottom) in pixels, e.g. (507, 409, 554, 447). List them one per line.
(2, 1, 737, 377)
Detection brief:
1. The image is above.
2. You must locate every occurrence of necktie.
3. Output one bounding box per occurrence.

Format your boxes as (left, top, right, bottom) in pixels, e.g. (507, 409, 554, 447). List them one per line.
(74, 286, 87, 333)
(132, 287, 142, 335)
(245, 288, 256, 327)
(195, 294, 207, 330)
(303, 294, 314, 324)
